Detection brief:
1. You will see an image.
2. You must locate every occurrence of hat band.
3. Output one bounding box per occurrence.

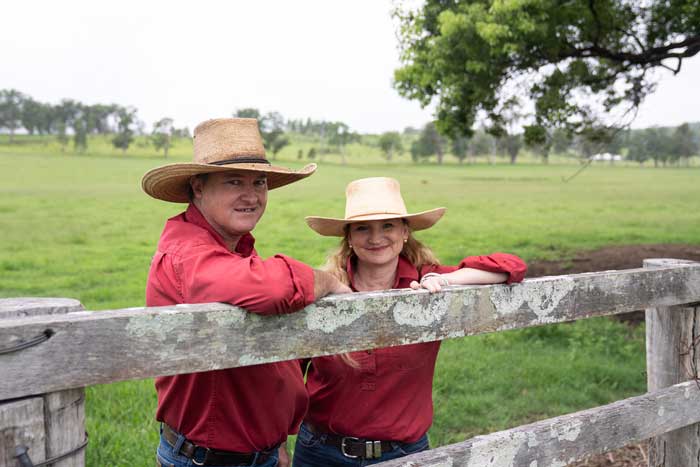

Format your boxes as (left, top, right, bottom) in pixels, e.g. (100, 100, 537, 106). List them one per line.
(346, 211, 406, 220)
(210, 157, 271, 166)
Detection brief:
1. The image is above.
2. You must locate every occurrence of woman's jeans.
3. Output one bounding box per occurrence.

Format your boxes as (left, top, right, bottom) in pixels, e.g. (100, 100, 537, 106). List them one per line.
(156, 428, 279, 467)
(292, 422, 429, 467)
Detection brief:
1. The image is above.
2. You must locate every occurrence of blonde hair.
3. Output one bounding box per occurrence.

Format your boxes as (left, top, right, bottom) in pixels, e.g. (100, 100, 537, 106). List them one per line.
(321, 220, 441, 367)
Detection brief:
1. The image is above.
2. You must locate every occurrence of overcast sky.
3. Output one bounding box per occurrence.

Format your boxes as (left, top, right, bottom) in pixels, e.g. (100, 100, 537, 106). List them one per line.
(2, 0, 699, 134)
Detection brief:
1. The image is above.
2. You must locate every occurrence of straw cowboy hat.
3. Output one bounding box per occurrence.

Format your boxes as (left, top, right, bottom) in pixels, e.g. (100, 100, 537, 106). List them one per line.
(306, 177, 446, 236)
(142, 118, 316, 202)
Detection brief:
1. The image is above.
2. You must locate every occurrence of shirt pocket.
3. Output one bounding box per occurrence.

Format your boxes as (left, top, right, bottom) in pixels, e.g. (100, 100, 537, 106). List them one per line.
(350, 350, 377, 374)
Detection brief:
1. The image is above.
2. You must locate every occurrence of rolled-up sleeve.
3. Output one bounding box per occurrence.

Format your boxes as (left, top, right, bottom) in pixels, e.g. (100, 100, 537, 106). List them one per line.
(179, 246, 316, 315)
(458, 253, 527, 284)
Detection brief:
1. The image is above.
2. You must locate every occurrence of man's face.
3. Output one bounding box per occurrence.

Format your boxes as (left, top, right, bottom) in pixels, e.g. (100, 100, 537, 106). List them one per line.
(191, 170, 268, 245)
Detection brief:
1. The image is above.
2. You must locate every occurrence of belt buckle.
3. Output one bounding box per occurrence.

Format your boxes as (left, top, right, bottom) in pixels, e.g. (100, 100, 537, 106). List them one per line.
(191, 448, 211, 466)
(340, 437, 382, 459)
(340, 437, 360, 458)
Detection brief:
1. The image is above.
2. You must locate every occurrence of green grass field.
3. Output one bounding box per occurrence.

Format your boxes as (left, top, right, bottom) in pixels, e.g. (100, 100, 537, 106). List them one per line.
(0, 140, 698, 465)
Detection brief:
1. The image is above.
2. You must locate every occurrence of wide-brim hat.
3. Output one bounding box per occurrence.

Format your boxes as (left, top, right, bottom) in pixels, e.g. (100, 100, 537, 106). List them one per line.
(142, 118, 316, 203)
(306, 177, 446, 236)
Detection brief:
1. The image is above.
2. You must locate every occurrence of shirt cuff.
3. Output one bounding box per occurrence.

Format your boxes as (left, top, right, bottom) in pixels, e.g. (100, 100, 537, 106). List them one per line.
(274, 254, 316, 307)
(459, 254, 527, 284)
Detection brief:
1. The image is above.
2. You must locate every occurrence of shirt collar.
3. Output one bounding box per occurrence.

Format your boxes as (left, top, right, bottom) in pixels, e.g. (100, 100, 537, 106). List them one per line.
(184, 203, 256, 256)
(346, 254, 419, 291)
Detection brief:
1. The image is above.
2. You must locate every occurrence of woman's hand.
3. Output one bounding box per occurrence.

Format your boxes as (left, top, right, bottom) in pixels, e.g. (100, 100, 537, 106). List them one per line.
(410, 273, 449, 293)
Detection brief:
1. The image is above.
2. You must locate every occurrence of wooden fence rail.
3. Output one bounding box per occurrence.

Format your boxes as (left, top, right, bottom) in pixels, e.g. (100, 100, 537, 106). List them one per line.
(379, 381, 700, 467)
(1, 258, 699, 466)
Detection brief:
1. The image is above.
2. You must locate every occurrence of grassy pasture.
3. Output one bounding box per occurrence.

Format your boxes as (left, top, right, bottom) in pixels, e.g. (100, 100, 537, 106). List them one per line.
(0, 148, 698, 465)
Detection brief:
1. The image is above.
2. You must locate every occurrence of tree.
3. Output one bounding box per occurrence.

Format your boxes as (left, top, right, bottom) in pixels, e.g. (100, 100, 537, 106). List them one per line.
(638, 127, 674, 167)
(0, 89, 26, 142)
(112, 107, 136, 154)
(20, 97, 45, 135)
(671, 123, 698, 166)
(626, 130, 650, 166)
(411, 122, 446, 163)
(53, 99, 79, 152)
(152, 117, 174, 158)
(551, 128, 573, 156)
(501, 133, 522, 165)
(468, 131, 494, 164)
(260, 112, 290, 160)
(524, 125, 552, 164)
(451, 136, 468, 164)
(326, 122, 357, 164)
(73, 118, 88, 153)
(394, 1, 700, 138)
(378, 132, 403, 161)
(573, 127, 622, 162)
(265, 129, 290, 160)
(234, 108, 261, 120)
(84, 104, 118, 134)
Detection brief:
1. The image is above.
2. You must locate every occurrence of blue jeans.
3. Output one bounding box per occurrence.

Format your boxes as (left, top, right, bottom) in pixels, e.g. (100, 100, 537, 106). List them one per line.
(156, 428, 279, 467)
(292, 423, 429, 467)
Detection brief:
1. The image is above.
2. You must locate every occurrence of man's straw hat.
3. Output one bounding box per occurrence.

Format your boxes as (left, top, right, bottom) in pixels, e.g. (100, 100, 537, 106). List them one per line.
(306, 177, 446, 236)
(142, 118, 316, 202)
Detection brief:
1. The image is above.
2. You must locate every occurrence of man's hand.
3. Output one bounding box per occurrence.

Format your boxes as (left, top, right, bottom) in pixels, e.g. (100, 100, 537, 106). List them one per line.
(329, 279, 352, 295)
(313, 269, 352, 298)
(277, 442, 290, 467)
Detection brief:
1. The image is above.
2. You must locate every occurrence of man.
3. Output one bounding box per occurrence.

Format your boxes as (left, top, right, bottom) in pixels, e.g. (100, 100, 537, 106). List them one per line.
(142, 118, 351, 467)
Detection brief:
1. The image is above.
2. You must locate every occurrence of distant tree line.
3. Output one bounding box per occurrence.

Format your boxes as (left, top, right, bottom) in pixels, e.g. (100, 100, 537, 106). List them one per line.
(236, 110, 362, 164)
(3, 90, 697, 166)
(383, 121, 699, 167)
(0, 89, 188, 156)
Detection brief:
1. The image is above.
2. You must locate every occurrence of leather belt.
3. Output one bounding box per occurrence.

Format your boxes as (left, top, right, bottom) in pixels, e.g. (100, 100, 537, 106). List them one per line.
(305, 423, 395, 460)
(162, 424, 272, 466)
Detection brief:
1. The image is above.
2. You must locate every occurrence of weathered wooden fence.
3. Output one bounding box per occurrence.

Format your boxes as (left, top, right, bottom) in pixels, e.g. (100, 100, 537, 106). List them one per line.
(1, 258, 699, 466)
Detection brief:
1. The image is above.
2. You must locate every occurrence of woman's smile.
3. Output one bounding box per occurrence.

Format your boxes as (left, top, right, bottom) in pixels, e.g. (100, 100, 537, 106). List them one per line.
(365, 245, 390, 251)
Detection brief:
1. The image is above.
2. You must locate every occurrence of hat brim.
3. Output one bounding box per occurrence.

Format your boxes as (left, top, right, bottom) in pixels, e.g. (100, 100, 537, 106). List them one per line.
(305, 208, 447, 237)
(142, 162, 317, 203)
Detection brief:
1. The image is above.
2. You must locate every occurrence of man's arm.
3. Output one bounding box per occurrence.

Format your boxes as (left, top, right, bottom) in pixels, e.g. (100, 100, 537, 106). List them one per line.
(313, 269, 352, 298)
(177, 248, 352, 314)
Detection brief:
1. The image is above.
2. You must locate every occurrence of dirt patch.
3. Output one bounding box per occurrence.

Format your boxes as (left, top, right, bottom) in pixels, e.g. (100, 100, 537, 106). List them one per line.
(527, 244, 699, 467)
(527, 244, 700, 277)
(567, 443, 649, 467)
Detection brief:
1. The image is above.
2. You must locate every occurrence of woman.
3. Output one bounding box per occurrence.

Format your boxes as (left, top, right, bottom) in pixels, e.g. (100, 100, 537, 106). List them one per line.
(293, 177, 527, 467)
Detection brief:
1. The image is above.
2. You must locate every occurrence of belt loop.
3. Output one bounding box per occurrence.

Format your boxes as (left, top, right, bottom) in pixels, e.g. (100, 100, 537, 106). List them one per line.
(172, 431, 186, 454)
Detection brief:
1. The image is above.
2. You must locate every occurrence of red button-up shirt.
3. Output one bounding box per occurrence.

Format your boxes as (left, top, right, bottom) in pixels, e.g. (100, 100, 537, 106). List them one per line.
(304, 253, 526, 443)
(146, 204, 316, 452)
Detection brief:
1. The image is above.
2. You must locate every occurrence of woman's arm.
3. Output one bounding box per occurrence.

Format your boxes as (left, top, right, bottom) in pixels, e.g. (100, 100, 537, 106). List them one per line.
(410, 268, 507, 292)
(411, 253, 526, 293)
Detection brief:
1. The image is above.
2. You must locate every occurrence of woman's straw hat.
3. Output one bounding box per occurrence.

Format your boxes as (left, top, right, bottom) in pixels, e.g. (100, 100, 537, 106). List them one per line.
(142, 118, 316, 203)
(306, 177, 446, 236)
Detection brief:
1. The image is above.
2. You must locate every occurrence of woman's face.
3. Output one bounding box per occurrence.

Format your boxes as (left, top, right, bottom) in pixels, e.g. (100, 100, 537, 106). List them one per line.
(348, 219, 409, 268)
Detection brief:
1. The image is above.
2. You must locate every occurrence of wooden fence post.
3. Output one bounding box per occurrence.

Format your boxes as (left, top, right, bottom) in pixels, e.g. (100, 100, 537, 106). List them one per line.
(645, 258, 700, 467)
(0, 298, 87, 467)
